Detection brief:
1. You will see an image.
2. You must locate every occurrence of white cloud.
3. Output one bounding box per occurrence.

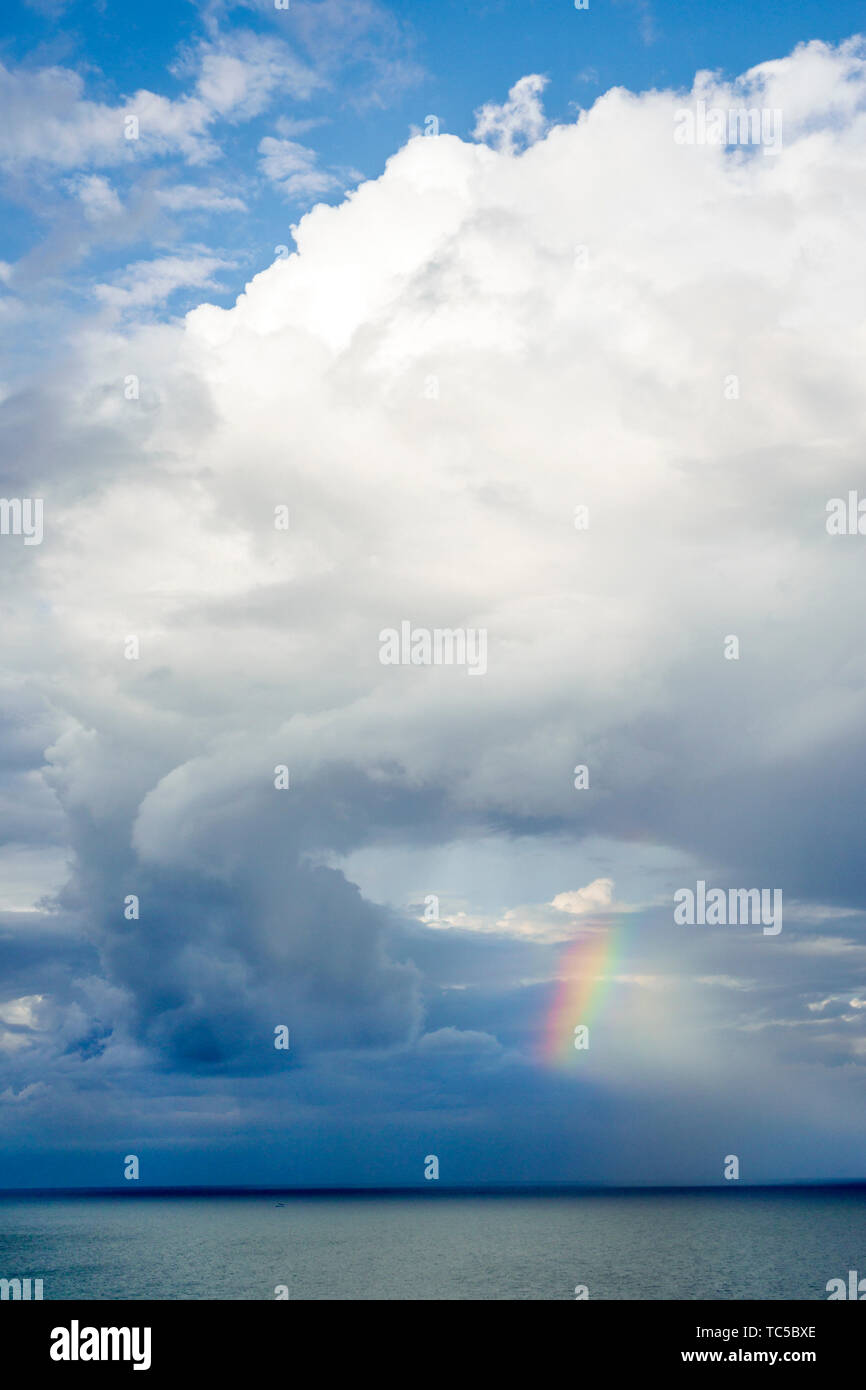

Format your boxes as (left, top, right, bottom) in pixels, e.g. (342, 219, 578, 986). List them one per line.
(275, 116, 330, 138)
(433, 881, 620, 943)
(0, 61, 217, 170)
(23, 38, 866, 850)
(190, 30, 320, 118)
(472, 73, 548, 153)
(0, 996, 44, 1029)
(257, 135, 341, 198)
(551, 880, 615, 915)
(155, 184, 247, 213)
(0, 30, 320, 175)
(416, 1027, 502, 1054)
(64, 174, 124, 221)
(93, 253, 233, 310)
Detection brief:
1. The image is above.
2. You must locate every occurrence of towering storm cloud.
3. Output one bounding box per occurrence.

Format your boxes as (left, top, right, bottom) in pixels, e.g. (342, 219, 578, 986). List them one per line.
(2, 35, 866, 1185)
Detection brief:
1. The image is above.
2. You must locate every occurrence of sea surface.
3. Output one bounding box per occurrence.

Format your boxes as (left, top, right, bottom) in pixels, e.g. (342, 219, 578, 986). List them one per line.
(0, 1188, 863, 1300)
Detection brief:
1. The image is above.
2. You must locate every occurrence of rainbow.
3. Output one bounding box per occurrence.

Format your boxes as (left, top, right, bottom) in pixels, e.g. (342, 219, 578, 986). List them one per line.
(540, 922, 622, 1066)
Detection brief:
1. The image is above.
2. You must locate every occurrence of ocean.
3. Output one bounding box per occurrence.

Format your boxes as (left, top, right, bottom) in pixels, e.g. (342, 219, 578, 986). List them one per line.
(1, 1187, 864, 1300)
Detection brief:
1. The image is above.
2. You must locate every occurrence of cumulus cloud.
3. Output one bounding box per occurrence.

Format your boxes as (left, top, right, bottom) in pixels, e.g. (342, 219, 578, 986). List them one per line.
(434, 879, 621, 943)
(472, 73, 548, 152)
(551, 881, 616, 916)
(3, 38, 866, 1178)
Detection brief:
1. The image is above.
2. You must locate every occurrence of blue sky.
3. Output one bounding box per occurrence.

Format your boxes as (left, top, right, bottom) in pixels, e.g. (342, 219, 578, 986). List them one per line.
(3, 0, 865, 329)
(2, 2, 866, 1189)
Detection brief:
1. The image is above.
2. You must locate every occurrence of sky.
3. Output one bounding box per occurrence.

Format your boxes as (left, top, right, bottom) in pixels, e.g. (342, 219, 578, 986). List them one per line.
(1, 0, 866, 1189)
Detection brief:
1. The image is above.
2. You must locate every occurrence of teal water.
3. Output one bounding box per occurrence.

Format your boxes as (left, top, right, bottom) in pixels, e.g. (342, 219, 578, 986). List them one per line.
(0, 1190, 863, 1300)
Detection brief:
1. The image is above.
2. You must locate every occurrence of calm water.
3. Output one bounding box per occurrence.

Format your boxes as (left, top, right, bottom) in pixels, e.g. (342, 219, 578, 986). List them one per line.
(0, 1189, 863, 1300)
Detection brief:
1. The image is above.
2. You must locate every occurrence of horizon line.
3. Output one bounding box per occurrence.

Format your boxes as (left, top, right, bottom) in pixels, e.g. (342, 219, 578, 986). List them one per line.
(1, 1180, 865, 1198)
